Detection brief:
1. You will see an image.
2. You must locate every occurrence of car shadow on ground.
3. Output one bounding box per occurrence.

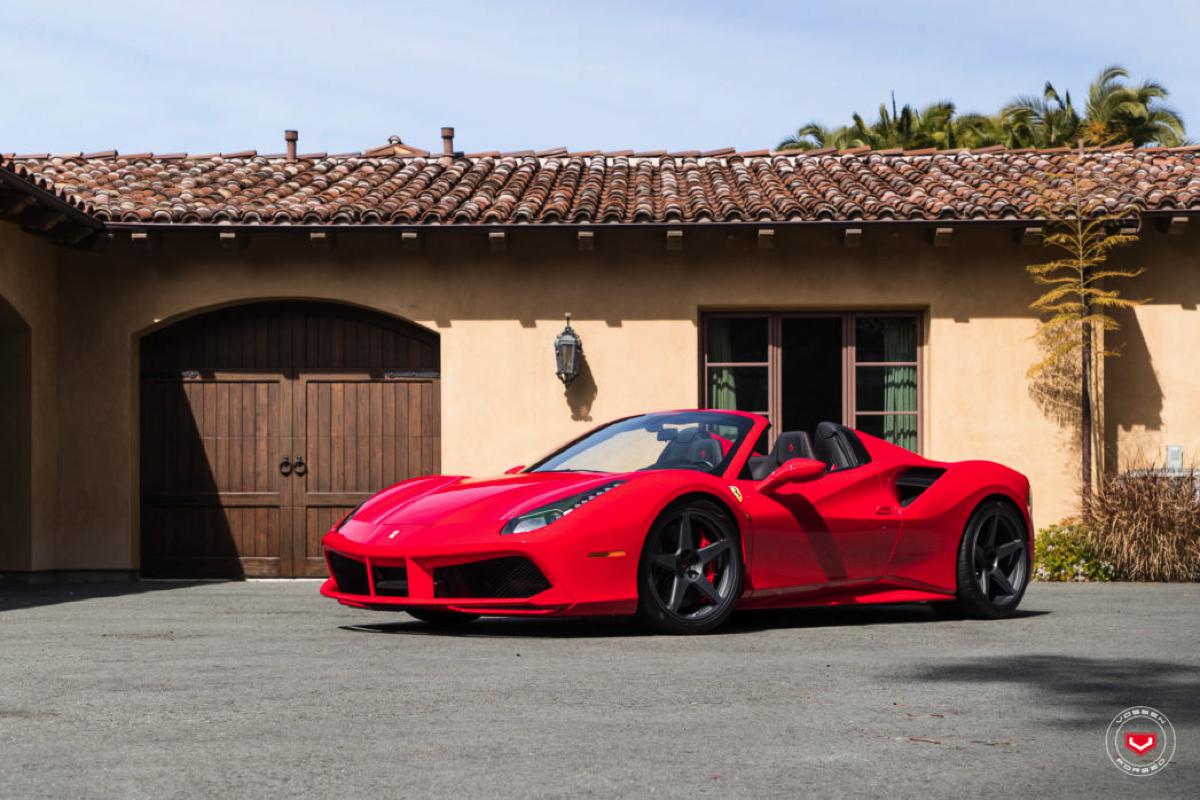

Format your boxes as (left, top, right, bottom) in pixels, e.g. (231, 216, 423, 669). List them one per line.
(340, 604, 1050, 639)
(0, 580, 227, 613)
(902, 654, 1200, 729)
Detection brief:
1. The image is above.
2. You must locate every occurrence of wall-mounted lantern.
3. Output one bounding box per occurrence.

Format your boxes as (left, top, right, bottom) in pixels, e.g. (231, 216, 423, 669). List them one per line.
(554, 313, 583, 385)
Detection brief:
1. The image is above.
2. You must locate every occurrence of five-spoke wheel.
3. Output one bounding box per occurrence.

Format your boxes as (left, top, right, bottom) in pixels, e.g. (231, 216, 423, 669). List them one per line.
(937, 499, 1030, 619)
(637, 498, 743, 634)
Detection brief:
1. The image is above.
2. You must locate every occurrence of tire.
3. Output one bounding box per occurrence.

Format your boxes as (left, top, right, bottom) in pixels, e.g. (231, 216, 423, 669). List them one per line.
(405, 609, 480, 627)
(636, 498, 744, 634)
(941, 499, 1030, 619)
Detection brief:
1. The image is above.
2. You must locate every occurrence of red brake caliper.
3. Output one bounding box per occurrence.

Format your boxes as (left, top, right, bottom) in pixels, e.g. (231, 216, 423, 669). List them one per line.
(700, 527, 718, 601)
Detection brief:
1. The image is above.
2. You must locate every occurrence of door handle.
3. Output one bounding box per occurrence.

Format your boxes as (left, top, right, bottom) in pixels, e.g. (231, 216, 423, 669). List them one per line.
(874, 505, 894, 516)
(293, 456, 308, 477)
(279, 457, 293, 476)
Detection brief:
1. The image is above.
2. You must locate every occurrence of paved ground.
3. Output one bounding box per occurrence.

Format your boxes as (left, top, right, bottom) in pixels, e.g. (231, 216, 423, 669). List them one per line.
(0, 582, 1196, 799)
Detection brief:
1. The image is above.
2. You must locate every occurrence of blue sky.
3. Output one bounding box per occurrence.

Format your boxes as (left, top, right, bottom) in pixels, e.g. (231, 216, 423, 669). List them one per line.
(2, 0, 1198, 155)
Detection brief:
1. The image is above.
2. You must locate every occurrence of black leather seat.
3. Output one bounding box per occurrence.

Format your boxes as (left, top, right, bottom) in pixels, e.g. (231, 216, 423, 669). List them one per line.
(686, 436, 721, 468)
(748, 431, 816, 480)
(655, 429, 714, 469)
(813, 421, 871, 471)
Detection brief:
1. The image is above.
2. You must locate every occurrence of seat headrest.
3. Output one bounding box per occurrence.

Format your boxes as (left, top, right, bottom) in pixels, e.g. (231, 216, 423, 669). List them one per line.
(812, 421, 870, 470)
(814, 421, 842, 442)
(771, 431, 815, 463)
(687, 436, 719, 466)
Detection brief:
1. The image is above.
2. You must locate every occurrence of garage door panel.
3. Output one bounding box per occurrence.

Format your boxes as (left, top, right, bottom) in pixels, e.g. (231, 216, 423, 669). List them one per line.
(295, 376, 440, 573)
(140, 375, 288, 577)
(141, 302, 439, 578)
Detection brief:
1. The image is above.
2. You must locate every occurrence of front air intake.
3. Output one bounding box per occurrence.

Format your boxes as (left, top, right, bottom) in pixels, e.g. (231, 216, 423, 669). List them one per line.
(327, 551, 371, 595)
(433, 557, 551, 599)
(372, 564, 409, 597)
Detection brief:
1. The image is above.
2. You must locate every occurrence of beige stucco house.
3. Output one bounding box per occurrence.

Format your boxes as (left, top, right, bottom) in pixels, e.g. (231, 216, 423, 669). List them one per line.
(1, 135, 1197, 579)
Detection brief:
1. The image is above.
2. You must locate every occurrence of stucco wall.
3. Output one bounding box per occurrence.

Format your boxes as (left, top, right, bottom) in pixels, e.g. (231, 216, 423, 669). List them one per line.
(39, 222, 1199, 569)
(0, 223, 57, 571)
(1104, 233, 1200, 471)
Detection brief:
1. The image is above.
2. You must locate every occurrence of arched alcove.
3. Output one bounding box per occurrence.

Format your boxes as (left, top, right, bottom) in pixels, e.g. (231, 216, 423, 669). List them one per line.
(0, 295, 32, 571)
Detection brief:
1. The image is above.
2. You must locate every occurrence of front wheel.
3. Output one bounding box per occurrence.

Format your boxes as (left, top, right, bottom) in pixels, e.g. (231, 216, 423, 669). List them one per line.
(636, 498, 743, 634)
(942, 499, 1030, 619)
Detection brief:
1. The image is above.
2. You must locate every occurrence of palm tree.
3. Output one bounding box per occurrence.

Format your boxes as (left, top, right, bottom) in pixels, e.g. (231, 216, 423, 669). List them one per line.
(1081, 65, 1186, 146)
(1000, 83, 1081, 148)
(1001, 65, 1185, 148)
(779, 66, 1187, 152)
(778, 121, 855, 151)
(778, 98, 997, 151)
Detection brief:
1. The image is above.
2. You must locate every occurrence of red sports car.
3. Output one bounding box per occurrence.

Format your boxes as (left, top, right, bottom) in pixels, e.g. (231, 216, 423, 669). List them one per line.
(321, 410, 1032, 634)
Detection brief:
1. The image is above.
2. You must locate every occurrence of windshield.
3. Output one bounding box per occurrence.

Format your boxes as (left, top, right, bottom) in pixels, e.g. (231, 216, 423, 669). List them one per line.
(529, 411, 755, 475)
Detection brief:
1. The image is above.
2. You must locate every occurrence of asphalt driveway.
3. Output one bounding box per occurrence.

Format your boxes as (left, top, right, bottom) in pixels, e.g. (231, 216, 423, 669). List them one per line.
(0, 582, 1196, 799)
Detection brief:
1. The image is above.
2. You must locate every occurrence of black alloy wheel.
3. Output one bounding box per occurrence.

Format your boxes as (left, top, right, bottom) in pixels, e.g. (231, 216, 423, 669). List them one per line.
(637, 498, 743, 634)
(936, 499, 1030, 619)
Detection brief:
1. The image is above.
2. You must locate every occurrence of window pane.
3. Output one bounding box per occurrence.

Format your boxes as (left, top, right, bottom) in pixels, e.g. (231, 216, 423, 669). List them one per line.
(855, 365, 917, 412)
(855, 316, 916, 362)
(707, 367, 767, 412)
(856, 414, 918, 451)
(707, 317, 767, 363)
(780, 316, 842, 434)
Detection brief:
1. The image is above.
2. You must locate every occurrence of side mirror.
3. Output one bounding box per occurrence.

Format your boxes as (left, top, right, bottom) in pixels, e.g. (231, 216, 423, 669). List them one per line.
(504, 465, 526, 475)
(760, 458, 826, 493)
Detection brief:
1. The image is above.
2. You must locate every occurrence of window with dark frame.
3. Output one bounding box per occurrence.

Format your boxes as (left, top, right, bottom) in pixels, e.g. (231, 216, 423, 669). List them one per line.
(702, 312, 922, 452)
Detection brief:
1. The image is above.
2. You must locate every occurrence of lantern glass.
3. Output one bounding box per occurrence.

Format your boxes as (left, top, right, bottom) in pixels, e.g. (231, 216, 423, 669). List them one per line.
(554, 317, 582, 385)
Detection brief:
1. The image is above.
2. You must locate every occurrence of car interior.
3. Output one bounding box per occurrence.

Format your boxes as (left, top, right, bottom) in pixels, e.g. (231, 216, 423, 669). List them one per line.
(652, 428, 725, 471)
(746, 421, 871, 480)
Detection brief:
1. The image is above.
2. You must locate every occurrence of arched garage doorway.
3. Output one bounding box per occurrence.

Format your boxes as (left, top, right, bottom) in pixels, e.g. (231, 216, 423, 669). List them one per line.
(140, 301, 440, 578)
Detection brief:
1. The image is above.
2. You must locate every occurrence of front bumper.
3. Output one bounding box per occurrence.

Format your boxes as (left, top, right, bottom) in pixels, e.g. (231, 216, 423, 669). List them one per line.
(320, 527, 638, 617)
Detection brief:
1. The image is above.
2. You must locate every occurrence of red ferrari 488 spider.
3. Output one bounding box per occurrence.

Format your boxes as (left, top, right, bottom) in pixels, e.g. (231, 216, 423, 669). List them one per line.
(321, 410, 1032, 633)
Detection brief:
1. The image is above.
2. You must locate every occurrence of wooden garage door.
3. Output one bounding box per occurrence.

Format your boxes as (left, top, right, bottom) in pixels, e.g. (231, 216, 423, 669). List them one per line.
(140, 302, 439, 578)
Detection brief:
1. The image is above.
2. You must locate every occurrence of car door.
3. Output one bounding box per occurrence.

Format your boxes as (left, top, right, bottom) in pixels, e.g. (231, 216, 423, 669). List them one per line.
(736, 463, 901, 593)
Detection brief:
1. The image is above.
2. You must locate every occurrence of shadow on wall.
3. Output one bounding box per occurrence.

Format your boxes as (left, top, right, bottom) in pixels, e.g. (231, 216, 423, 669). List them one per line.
(0, 294, 32, 572)
(1103, 309, 1164, 473)
(564, 355, 598, 421)
(140, 377, 245, 579)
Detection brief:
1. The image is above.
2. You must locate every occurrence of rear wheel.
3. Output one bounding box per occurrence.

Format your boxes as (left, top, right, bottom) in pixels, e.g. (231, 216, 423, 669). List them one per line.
(405, 609, 480, 627)
(636, 498, 743, 634)
(940, 499, 1030, 619)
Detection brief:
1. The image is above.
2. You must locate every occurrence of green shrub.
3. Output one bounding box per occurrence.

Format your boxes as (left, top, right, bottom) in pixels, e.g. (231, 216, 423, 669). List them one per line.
(1033, 520, 1115, 582)
(1089, 470, 1200, 581)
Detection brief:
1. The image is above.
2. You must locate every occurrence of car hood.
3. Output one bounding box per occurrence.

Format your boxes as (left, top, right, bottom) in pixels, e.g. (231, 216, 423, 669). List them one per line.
(353, 471, 628, 529)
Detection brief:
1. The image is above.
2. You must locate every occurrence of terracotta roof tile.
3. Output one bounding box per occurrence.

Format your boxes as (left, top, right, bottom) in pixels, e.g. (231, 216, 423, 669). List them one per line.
(8, 148, 1200, 226)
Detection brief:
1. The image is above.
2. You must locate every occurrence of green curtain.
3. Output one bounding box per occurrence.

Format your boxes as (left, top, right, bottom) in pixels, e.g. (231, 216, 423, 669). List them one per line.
(708, 320, 737, 410)
(881, 320, 917, 450)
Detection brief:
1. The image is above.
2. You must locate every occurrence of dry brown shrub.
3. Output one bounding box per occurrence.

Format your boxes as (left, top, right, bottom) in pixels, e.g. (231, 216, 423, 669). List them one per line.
(1089, 467, 1200, 581)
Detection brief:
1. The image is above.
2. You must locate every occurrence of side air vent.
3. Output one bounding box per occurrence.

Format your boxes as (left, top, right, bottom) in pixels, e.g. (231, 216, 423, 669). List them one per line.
(895, 467, 946, 507)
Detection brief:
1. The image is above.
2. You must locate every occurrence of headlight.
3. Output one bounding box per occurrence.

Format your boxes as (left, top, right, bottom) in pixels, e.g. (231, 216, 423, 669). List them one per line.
(501, 480, 625, 535)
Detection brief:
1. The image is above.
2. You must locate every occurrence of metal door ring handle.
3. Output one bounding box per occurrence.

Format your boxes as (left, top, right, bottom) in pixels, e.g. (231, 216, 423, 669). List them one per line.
(293, 457, 308, 477)
(279, 458, 293, 476)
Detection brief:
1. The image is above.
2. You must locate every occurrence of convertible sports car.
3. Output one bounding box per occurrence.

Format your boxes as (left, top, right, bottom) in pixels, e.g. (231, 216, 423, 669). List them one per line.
(321, 410, 1032, 634)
